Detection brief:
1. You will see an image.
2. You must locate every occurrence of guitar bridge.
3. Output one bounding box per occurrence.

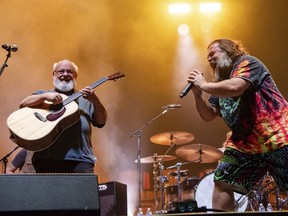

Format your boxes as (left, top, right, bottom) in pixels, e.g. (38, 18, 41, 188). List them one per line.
(34, 112, 47, 122)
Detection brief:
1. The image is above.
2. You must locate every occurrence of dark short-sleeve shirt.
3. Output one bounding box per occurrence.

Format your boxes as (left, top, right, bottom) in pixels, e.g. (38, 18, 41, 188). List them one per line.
(32, 89, 104, 164)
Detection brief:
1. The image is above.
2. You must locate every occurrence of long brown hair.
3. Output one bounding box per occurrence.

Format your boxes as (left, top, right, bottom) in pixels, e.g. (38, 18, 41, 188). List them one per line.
(208, 39, 248, 62)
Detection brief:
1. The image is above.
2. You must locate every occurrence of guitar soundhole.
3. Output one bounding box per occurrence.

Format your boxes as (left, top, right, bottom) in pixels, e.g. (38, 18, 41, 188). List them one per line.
(46, 107, 66, 121)
(49, 103, 64, 111)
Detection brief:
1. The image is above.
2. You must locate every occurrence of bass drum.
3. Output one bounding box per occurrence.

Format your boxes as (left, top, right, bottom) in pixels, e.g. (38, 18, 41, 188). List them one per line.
(194, 172, 248, 212)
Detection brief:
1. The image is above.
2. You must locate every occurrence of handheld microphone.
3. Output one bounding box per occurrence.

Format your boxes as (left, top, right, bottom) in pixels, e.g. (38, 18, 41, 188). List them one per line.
(180, 83, 193, 98)
(2, 44, 18, 52)
(162, 104, 181, 109)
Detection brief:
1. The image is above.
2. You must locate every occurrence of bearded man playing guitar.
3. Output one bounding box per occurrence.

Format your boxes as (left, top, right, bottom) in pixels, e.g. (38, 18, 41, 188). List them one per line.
(18, 59, 108, 173)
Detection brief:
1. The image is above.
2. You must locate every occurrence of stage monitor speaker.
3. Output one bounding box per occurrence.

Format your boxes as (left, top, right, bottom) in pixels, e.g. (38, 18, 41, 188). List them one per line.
(99, 181, 127, 216)
(0, 174, 100, 215)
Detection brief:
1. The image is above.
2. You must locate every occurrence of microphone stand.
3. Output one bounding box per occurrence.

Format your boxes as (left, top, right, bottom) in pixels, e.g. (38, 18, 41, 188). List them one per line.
(0, 146, 19, 173)
(0, 50, 12, 77)
(129, 108, 172, 211)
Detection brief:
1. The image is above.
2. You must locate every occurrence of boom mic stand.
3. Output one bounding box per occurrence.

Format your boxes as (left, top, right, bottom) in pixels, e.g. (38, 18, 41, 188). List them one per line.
(0, 46, 17, 77)
(129, 106, 176, 211)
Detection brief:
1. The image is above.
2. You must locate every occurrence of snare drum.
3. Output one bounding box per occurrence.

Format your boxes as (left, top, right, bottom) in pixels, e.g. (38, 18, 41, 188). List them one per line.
(181, 177, 199, 201)
(164, 176, 199, 209)
(194, 172, 248, 212)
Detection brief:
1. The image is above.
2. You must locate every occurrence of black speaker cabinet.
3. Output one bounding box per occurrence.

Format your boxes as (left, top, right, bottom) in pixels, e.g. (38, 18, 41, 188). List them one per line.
(0, 174, 100, 215)
(99, 181, 127, 216)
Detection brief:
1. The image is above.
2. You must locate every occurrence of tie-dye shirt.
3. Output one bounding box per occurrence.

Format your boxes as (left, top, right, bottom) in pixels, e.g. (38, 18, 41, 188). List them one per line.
(209, 55, 288, 154)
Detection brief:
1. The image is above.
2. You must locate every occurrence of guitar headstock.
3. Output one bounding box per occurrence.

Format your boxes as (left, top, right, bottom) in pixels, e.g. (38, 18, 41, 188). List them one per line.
(107, 71, 125, 81)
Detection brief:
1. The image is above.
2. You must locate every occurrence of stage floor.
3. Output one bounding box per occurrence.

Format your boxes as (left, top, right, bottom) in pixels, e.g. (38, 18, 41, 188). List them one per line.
(155, 210, 288, 216)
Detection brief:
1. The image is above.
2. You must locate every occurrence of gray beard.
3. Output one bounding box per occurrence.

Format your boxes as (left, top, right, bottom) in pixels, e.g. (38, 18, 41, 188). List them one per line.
(53, 78, 75, 92)
(214, 53, 233, 81)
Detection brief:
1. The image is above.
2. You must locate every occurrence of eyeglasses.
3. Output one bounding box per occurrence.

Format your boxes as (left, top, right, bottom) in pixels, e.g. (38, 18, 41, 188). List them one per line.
(54, 69, 75, 75)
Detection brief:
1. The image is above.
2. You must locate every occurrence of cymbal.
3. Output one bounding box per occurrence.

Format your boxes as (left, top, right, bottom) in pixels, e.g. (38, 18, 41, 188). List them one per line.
(176, 143, 223, 163)
(150, 131, 194, 145)
(135, 155, 176, 163)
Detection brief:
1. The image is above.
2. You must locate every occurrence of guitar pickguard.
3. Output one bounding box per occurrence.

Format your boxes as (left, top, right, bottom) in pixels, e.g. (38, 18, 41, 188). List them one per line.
(46, 107, 66, 121)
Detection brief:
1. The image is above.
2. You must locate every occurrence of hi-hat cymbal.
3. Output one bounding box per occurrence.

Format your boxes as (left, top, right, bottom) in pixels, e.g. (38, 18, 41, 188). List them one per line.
(176, 143, 223, 163)
(150, 131, 194, 145)
(135, 155, 176, 163)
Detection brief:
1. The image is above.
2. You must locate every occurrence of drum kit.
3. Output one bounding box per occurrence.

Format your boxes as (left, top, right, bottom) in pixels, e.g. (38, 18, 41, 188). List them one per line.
(138, 131, 225, 212)
(137, 131, 288, 213)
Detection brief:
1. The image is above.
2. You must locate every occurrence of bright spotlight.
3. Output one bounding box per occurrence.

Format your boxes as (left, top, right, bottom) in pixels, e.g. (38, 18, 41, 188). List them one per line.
(178, 24, 189, 36)
(169, 3, 191, 14)
(199, 2, 222, 12)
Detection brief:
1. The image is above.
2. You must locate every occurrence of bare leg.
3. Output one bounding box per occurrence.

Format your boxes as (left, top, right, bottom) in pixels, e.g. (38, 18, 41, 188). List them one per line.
(212, 180, 234, 211)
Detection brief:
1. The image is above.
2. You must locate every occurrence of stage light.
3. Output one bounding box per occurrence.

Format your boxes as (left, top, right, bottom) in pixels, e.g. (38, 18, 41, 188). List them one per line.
(199, 2, 222, 12)
(169, 3, 191, 14)
(177, 24, 190, 36)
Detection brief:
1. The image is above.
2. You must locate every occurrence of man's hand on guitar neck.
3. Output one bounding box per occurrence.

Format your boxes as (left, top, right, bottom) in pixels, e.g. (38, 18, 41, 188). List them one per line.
(80, 86, 107, 126)
(80, 86, 97, 102)
(45, 92, 63, 105)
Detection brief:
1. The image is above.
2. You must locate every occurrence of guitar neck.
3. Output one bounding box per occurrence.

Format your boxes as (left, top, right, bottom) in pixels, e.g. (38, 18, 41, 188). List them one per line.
(62, 76, 109, 106)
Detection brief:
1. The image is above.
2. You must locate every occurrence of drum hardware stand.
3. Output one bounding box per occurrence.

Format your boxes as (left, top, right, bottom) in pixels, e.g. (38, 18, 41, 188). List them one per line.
(152, 159, 159, 211)
(0, 146, 19, 173)
(152, 155, 166, 211)
(166, 162, 191, 203)
(129, 106, 175, 210)
(275, 187, 288, 210)
(262, 172, 288, 210)
(246, 190, 259, 211)
(153, 153, 174, 210)
(158, 135, 177, 210)
(176, 162, 183, 202)
(153, 131, 180, 211)
(258, 172, 288, 211)
(166, 161, 192, 170)
(245, 173, 288, 211)
(158, 158, 166, 211)
(255, 172, 277, 209)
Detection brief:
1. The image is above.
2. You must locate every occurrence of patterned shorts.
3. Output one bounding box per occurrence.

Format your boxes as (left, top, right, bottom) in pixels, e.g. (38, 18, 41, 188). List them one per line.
(214, 145, 288, 193)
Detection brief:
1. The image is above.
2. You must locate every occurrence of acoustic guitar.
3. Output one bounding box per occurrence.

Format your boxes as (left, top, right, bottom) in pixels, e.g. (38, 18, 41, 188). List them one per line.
(7, 71, 125, 151)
